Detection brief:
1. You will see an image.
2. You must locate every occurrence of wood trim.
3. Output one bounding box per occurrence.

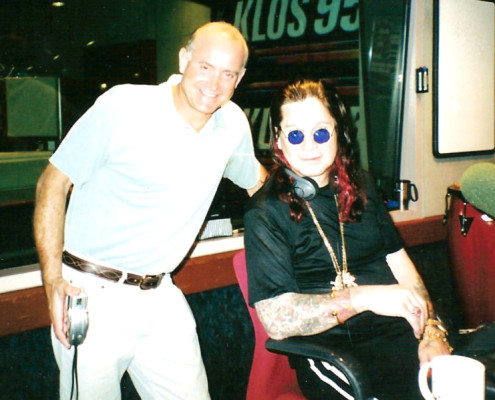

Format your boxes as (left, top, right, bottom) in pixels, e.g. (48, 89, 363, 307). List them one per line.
(0, 250, 239, 337)
(0, 216, 447, 337)
(0, 286, 51, 337)
(395, 215, 447, 248)
(172, 250, 238, 294)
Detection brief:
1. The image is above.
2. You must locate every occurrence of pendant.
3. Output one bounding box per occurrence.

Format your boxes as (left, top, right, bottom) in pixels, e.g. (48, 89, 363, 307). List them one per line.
(331, 271, 358, 292)
(331, 273, 344, 291)
(342, 271, 358, 288)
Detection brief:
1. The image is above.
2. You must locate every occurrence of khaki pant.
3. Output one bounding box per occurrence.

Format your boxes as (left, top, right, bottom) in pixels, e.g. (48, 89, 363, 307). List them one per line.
(52, 264, 210, 400)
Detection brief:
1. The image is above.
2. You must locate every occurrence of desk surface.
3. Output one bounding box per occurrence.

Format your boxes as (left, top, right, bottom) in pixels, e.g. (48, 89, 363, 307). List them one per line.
(0, 216, 447, 295)
(0, 234, 244, 295)
(0, 215, 446, 337)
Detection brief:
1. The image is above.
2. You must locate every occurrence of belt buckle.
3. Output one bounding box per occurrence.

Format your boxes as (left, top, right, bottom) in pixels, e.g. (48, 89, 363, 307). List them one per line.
(139, 274, 163, 290)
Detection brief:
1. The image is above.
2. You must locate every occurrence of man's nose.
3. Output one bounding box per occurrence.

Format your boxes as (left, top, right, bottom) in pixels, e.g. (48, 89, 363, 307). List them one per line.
(301, 133, 317, 151)
(208, 72, 221, 91)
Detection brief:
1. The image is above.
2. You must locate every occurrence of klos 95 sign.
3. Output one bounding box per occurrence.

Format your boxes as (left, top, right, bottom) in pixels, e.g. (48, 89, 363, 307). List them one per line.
(214, 0, 360, 155)
(221, 0, 358, 46)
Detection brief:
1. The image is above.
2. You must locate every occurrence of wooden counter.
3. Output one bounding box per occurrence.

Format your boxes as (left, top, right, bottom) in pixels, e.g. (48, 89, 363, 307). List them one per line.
(0, 215, 446, 337)
(0, 250, 239, 337)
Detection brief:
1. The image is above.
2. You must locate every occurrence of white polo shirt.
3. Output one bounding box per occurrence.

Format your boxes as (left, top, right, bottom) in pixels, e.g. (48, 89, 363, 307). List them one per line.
(51, 74, 259, 274)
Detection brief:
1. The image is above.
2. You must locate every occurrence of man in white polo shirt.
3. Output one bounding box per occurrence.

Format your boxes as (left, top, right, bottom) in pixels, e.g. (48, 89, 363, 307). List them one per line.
(34, 21, 265, 399)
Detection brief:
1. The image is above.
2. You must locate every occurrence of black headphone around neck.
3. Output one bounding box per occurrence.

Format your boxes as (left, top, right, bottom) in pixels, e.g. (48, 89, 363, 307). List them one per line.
(284, 168, 319, 201)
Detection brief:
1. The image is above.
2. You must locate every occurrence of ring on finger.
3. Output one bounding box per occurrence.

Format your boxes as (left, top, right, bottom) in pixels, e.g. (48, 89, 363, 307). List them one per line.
(411, 307, 422, 316)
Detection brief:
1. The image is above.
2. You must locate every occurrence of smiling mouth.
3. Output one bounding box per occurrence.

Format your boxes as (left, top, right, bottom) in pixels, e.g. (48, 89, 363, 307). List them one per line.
(200, 89, 218, 99)
(301, 155, 321, 162)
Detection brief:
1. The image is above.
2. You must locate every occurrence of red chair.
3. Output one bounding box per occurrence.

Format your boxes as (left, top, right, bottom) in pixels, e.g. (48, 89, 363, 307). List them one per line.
(233, 250, 304, 400)
(234, 248, 495, 399)
(233, 249, 373, 400)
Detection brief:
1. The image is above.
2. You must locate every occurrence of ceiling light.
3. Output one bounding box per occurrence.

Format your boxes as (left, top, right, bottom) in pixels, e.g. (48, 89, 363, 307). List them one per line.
(52, 2, 65, 7)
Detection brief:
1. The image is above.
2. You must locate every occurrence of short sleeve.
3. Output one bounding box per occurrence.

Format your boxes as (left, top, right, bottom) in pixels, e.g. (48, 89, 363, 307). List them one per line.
(366, 176, 404, 254)
(222, 104, 259, 189)
(50, 88, 116, 185)
(244, 203, 300, 306)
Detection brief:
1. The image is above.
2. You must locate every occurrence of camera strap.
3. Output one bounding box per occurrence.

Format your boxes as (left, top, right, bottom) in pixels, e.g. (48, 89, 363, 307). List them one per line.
(70, 345, 80, 400)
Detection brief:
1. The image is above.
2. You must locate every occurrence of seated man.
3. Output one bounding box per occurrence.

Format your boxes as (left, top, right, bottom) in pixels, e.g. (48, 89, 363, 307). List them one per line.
(244, 79, 451, 400)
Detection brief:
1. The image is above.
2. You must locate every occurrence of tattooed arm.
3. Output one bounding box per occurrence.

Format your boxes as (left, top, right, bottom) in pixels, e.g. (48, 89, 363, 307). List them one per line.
(254, 248, 435, 341)
(386, 248, 432, 327)
(254, 289, 356, 340)
(254, 248, 454, 351)
(386, 248, 452, 364)
(255, 281, 432, 341)
(386, 248, 433, 316)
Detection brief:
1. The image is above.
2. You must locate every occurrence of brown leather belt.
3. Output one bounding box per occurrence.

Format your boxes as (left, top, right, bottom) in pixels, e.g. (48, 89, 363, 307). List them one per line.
(62, 250, 164, 290)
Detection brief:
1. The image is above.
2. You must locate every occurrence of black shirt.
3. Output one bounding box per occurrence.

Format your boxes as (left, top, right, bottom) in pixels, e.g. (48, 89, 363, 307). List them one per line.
(244, 172, 403, 307)
(244, 172, 421, 398)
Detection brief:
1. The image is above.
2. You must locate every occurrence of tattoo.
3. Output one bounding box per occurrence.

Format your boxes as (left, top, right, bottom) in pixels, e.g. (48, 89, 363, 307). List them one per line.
(414, 276, 434, 318)
(254, 289, 356, 340)
(420, 325, 453, 354)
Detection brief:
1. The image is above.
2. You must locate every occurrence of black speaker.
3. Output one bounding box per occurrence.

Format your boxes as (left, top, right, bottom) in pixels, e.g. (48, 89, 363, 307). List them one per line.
(284, 168, 319, 200)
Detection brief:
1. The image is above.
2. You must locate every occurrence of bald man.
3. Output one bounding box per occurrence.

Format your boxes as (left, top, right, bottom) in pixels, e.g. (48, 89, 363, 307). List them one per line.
(35, 22, 265, 399)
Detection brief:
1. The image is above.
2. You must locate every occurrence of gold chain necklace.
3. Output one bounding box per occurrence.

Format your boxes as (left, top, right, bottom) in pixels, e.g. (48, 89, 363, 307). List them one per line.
(305, 195, 358, 292)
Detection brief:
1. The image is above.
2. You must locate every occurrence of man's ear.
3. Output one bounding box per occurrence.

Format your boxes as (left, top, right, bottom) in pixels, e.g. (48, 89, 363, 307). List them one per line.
(274, 129, 282, 149)
(235, 68, 247, 88)
(178, 47, 190, 74)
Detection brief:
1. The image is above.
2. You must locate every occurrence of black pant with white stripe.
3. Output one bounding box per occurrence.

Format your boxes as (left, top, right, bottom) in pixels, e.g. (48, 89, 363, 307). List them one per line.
(294, 357, 360, 400)
(289, 320, 422, 400)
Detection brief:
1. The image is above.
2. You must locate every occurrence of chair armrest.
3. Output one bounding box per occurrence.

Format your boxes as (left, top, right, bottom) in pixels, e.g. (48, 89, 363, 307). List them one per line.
(266, 337, 374, 400)
(453, 322, 495, 357)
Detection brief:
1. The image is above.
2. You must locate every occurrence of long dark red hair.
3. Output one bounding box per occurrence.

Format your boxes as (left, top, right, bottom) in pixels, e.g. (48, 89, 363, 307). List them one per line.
(270, 79, 366, 222)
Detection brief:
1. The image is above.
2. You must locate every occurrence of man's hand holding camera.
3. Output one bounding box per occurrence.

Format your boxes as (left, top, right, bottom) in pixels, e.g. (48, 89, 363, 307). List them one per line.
(47, 278, 85, 349)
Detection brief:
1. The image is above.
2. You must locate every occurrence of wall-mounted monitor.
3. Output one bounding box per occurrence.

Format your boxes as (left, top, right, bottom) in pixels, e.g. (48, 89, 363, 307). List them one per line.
(433, 0, 495, 157)
(0, 77, 61, 147)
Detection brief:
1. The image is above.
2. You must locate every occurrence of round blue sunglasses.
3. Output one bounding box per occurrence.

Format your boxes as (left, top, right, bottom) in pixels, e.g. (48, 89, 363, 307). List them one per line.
(284, 128, 333, 145)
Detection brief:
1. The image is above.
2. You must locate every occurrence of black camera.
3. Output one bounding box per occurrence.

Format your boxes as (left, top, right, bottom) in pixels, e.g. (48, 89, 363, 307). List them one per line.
(66, 288, 89, 346)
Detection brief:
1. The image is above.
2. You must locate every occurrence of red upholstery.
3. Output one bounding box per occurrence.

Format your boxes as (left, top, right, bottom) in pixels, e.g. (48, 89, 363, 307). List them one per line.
(233, 250, 305, 400)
